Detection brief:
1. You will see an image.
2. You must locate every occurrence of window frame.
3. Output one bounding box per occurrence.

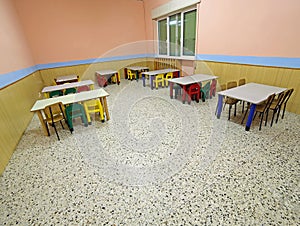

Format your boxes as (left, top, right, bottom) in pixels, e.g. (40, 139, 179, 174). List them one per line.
(156, 7, 197, 60)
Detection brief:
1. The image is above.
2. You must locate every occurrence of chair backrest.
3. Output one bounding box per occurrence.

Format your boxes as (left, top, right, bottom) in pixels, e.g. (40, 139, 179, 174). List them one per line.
(263, 93, 276, 112)
(238, 78, 246, 86)
(64, 88, 77, 95)
(49, 90, 63, 98)
(283, 88, 294, 105)
(77, 85, 90, 93)
(274, 92, 286, 108)
(44, 102, 65, 121)
(127, 69, 134, 76)
(220, 84, 226, 91)
(211, 79, 217, 88)
(227, 81, 237, 89)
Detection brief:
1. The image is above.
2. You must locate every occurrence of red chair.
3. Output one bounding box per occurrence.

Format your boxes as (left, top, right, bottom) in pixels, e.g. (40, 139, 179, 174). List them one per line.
(77, 85, 90, 93)
(187, 83, 201, 104)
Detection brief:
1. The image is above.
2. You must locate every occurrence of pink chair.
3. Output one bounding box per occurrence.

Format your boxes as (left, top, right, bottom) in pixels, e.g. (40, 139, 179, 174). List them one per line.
(210, 79, 217, 98)
(77, 85, 90, 93)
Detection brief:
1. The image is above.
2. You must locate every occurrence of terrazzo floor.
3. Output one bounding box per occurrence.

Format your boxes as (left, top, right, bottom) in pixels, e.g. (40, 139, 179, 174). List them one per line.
(0, 79, 299, 225)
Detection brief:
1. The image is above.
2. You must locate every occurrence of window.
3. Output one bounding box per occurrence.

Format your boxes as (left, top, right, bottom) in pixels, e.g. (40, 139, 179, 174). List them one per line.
(157, 9, 197, 58)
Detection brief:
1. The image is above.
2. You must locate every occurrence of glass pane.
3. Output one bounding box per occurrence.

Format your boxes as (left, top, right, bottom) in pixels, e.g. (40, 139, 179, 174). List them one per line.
(158, 19, 167, 55)
(183, 10, 196, 56)
(169, 14, 181, 56)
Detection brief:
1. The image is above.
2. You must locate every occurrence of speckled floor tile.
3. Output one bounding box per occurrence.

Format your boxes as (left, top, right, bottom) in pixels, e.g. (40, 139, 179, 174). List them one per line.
(0, 79, 299, 225)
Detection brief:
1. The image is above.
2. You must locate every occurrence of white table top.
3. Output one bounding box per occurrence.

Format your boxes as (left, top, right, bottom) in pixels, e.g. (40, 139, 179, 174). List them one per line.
(142, 68, 179, 76)
(42, 80, 94, 93)
(95, 70, 118, 75)
(31, 89, 109, 112)
(218, 83, 286, 104)
(127, 66, 149, 71)
(168, 74, 218, 85)
(55, 75, 78, 83)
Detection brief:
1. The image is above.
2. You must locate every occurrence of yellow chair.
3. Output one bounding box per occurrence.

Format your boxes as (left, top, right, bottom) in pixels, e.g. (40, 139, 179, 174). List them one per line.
(164, 72, 173, 87)
(83, 99, 105, 124)
(127, 69, 136, 80)
(154, 74, 165, 89)
(111, 72, 120, 84)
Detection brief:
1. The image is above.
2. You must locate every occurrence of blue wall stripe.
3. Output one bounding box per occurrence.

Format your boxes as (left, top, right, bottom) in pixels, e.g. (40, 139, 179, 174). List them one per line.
(0, 54, 154, 89)
(196, 54, 300, 68)
(1, 54, 299, 89)
(36, 54, 155, 70)
(0, 66, 37, 89)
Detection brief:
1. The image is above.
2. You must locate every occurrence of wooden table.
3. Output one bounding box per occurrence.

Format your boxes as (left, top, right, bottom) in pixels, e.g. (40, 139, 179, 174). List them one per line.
(31, 89, 110, 136)
(55, 75, 79, 85)
(125, 66, 149, 81)
(141, 69, 180, 89)
(42, 80, 94, 98)
(95, 70, 120, 86)
(168, 74, 218, 103)
(216, 83, 286, 131)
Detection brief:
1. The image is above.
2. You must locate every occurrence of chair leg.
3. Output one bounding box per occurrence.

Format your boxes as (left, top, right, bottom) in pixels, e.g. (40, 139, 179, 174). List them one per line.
(259, 113, 264, 130)
(242, 101, 245, 113)
(52, 123, 60, 140)
(234, 104, 237, 116)
(60, 121, 64, 129)
(241, 107, 249, 124)
(228, 105, 231, 120)
(45, 122, 50, 136)
(265, 110, 269, 126)
(270, 109, 276, 127)
(282, 104, 287, 119)
(275, 106, 282, 123)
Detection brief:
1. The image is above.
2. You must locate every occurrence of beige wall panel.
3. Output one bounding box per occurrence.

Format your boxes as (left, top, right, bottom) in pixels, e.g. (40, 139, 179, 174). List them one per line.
(0, 71, 43, 174)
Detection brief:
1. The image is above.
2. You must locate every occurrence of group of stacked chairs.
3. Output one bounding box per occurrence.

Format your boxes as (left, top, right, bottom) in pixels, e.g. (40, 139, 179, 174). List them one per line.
(221, 78, 294, 130)
(44, 86, 105, 140)
(172, 79, 217, 104)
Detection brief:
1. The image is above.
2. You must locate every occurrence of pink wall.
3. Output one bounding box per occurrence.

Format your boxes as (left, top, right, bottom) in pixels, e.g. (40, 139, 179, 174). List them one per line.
(197, 0, 300, 57)
(12, 0, 147, 64)
(0, 0, 34, 74)
(144, 0, 300, 58)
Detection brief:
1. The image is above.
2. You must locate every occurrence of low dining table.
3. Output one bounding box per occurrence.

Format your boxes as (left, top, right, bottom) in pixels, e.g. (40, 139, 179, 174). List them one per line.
(31, 89, 110, 136)
(42, 80, 94, 98)
(141, 69, 180, 89)
(55, 75, 79, 85)
(168, 74, 218, 104)
(216, 83, 286, 131)
(95, 70, 120, 86)
(125, 66, 149, 81)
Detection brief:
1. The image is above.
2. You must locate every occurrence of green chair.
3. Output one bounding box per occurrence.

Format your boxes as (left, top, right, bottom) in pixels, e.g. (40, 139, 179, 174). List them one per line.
(65, 103, 88, 133)
(49, 90, 63, 98)
(64, 88, 77, 95)
(200, 82, 211, 102)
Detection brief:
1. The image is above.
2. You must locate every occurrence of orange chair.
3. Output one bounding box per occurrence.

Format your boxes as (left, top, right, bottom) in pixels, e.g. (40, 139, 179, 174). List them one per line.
(223, 81, 238, 120)
(43, 102, 69, 140)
